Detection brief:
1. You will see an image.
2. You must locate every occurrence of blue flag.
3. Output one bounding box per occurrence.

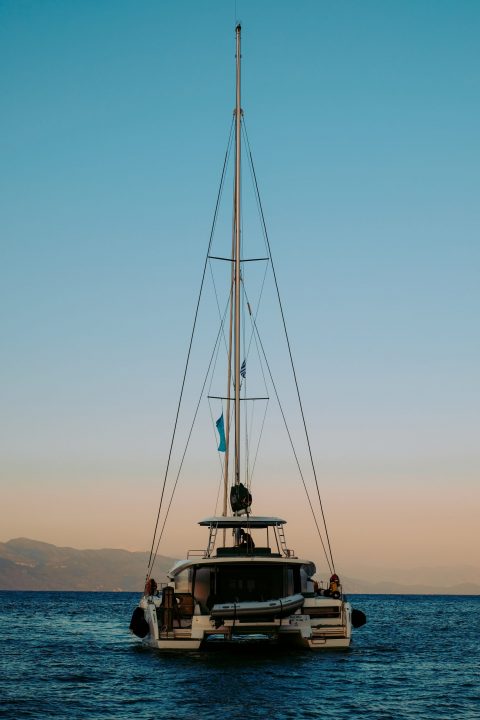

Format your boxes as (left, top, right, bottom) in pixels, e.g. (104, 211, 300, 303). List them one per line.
(216, 413, 226, 452)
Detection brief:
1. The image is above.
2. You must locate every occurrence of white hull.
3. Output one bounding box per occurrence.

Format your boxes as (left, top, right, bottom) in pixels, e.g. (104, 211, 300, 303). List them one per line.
(136, 594, 352, 652)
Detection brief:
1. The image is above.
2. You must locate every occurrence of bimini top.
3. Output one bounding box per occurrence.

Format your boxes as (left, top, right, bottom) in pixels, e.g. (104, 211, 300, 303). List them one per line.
(198, 516, 286, 529)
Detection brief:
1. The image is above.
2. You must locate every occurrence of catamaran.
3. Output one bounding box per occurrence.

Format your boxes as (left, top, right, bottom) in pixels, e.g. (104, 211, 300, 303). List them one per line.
(130, 25, 366, 651)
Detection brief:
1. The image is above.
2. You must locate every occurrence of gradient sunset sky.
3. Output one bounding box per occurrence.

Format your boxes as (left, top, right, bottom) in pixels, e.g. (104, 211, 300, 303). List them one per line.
(1, 0, 479, 578)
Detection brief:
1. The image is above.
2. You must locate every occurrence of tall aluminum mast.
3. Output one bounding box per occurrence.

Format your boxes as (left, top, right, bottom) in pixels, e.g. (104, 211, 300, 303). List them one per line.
(233, 23, 242, 491)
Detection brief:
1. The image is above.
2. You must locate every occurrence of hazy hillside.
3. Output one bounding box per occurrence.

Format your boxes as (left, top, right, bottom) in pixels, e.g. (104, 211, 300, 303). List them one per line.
(340, 564, 480, 595)
(0, 538, 174, 591)
(0, 539, 479, 593)
(341, 575, 480, 596)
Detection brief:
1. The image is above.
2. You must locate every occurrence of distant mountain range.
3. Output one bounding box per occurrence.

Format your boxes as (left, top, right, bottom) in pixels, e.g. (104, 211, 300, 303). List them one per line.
(341, 575, 480, 596)
(0, 538, 479, 594)
(340, 562, 480, 595)
(0, 538, 173, 591)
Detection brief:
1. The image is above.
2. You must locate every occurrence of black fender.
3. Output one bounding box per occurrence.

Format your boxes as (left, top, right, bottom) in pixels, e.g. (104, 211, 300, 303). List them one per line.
(129, 607, 149, 638)
(351, 608, 367, 628)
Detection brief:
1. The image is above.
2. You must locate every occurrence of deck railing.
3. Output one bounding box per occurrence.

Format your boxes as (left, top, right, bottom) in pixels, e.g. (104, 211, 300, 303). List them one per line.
(187, 549, 207, 558)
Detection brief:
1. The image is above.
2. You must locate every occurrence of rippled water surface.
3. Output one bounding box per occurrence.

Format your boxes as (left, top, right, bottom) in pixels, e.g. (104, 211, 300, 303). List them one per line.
(0, 592, 478, 719)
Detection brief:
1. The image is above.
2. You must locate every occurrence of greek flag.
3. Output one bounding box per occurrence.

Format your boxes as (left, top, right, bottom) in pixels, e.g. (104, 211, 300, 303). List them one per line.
(240, 359, 246, 379)
(216, 413, 226, 452)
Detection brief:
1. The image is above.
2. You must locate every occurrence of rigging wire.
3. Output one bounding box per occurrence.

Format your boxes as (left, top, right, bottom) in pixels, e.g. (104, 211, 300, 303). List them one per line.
(149, 303, 229, 575)
(249, 398, 269, 483)
(240, 278, 270, 490)
(209, 259, 231, 358)
(241, 278, 270, 394)
(243, 119, 336, 573)
(246, 319, 269, 489)
(240, 261, 270, 490)
(241, 265, 250, 486)
(146, 119, 234, 579)
(245, 289, 333, 575)
(208, 396, 225, 516)
(206, 294, 232, 515)
(207, 334, 227, 514)
(244, 260, 269, 362)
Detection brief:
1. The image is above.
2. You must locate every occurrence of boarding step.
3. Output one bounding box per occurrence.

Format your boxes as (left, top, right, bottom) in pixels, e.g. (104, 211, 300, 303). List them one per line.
(158, 629, 193, 640)
(312, 627, 347, 638)
(224, 618, 281, 628)
(173, 629, 194, 638)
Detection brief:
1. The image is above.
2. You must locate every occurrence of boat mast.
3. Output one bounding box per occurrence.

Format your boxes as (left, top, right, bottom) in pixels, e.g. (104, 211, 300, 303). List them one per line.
(233, 23, 242, 494)
(221, 227, 235, 531)
(222, 24, 242, 529)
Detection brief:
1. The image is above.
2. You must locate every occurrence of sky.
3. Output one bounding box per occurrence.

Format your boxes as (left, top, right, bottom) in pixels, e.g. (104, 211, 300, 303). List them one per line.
(1, 0, 479, 580)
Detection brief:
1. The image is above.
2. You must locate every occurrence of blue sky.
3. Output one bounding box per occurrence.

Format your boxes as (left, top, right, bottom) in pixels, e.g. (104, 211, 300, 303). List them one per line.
(1, 1, 479, 570)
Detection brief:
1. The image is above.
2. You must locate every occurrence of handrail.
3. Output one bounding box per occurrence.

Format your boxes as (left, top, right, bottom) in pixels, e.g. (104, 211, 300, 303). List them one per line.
(187, 549, 207, 558)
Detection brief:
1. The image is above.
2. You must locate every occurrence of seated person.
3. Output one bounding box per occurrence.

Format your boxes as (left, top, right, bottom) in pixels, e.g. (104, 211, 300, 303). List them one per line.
(239, 528, 255, 550)
(324, 573, 341, 597)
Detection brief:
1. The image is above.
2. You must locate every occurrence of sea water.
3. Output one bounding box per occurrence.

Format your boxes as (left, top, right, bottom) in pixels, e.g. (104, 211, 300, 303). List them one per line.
(0, 592, 478, 719)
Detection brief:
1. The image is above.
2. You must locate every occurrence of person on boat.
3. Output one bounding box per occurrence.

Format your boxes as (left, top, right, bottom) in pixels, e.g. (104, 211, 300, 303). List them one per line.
(329, 574, 340, 592)
(144, 577, 157, 596)
(323, 573, 341, 598)
(239, 528, 255, 550)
